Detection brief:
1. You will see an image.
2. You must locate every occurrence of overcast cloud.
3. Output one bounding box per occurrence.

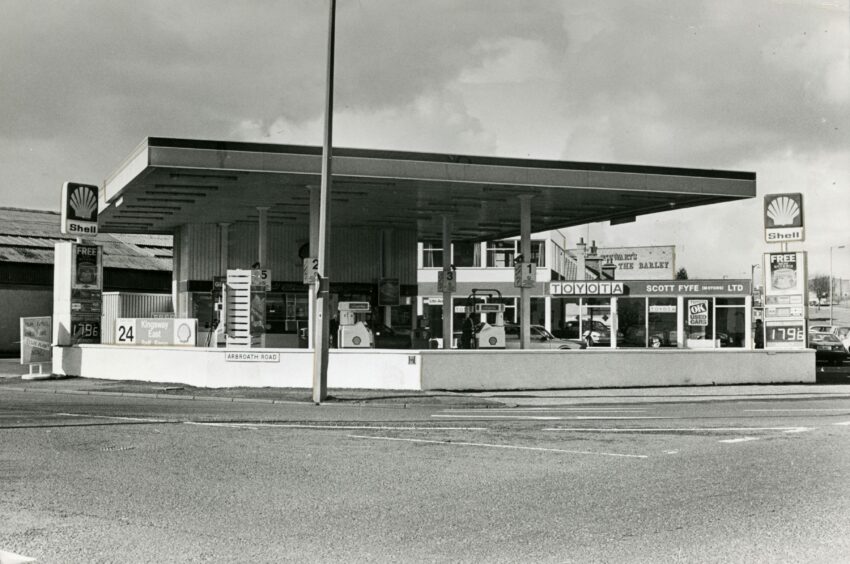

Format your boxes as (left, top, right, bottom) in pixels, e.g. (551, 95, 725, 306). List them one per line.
(0, 0, 848, 278)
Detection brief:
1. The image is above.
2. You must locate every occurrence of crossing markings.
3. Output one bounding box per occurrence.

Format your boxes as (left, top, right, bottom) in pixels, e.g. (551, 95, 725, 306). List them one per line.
(347, 434, 648, 459)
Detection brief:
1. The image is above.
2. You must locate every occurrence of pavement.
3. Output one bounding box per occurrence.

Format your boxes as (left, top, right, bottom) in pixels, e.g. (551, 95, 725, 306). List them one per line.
(2, 357, 850, 407)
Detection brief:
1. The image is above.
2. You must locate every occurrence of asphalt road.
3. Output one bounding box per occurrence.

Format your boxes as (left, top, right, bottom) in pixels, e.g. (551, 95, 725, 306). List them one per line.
(2, 388, 850, 563)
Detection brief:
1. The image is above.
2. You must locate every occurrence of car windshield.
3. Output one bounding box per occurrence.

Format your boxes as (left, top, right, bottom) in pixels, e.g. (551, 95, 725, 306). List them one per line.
(812, 334, 840, 343)
(532, 326, 555, 339)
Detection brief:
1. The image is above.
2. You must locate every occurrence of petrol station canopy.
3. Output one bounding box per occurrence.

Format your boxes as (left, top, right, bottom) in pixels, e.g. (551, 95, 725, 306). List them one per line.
(100, 137, 756, 239)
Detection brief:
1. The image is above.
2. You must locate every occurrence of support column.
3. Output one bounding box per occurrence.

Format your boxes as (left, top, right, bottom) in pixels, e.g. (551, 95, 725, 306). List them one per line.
(308, 186, 320, 352)
(676, 295, 685, 348)
(313, 0, 336, 404)
(257, 206, 269, 267)
(381, 229, 392, 327)
(218, 223, 230, 275)
(519, 195, 533, 349)
(441, 215, 453, 349)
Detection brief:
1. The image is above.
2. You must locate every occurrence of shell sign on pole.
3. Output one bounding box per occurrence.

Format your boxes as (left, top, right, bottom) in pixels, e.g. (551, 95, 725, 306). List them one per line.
(61, 182, 99, 235)
(764, 193, 804, 243)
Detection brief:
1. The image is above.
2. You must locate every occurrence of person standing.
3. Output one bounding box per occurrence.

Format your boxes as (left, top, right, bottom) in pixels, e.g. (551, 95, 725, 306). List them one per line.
(461, 312, 474, 349)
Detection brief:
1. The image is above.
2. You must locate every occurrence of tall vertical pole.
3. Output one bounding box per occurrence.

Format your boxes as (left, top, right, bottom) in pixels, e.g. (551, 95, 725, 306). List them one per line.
(829, 246, 844, 324)
(313, 0, 336, 404)
(441, 215, 453, 349)
(519, 195, 533, 349)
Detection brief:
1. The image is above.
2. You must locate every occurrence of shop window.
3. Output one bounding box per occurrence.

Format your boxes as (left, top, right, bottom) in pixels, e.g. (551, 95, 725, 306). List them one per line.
(685, 297, 714, 344)
(453, 241, 480, 267)
(648, 298, 678, 347)
(422, 241, 443, 268)
(618, 297, 647, 348)
(716, 303, 746, 347)
(486, 240, 515, 267)
(530, 240, 546, 267)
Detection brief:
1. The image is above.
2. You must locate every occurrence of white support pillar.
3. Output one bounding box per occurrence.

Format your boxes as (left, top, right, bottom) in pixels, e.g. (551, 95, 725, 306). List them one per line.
(257, 206, 269, 268)
(381, 229, 393, 327)
(676, 295, 685, 348)
(609, 297, 618, 349)
(519, 195, 533, 349)
(544, 295, 552, 333)
(441, 215, 453, 349)
(309, 186, 320, 352)
(744, 294, 753, 349)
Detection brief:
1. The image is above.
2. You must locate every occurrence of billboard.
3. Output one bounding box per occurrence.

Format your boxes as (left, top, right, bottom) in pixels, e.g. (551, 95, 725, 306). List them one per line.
(592, 246, 675, 280)
(61, 182, 99, 235)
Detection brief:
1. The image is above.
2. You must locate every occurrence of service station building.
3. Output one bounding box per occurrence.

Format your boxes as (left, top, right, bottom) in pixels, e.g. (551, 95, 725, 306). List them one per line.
(51, 138, 814, 390)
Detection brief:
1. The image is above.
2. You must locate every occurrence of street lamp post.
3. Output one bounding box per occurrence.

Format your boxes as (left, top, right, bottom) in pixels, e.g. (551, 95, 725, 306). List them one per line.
(830, 245, 846, 325)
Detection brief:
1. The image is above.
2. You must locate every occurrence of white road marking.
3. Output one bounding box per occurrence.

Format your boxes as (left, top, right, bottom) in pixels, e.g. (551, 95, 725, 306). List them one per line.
(347, 434, 648, 459)
(184, 422, 487, 431)
(543, 426, 813, 433)
(744, 408, 850, 412)
(57, 412, 169, 423)
(441, 408, 648, 413)
(719, 437, 760, 443)
(0, 548, 36, 563)
(432, 414, 673, 420)
(832, 421, 850, 426)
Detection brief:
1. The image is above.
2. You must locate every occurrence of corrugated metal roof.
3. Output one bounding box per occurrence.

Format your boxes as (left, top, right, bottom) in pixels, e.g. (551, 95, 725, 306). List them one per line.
(0, 207, 173, 271)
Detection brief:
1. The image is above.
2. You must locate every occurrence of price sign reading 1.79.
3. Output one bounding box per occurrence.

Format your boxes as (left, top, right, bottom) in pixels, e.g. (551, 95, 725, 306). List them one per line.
(764, 322, 806, 349)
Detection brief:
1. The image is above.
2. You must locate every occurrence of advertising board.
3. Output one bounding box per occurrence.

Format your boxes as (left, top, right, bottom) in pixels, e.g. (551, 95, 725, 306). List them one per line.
(592, 246, 675, 280)
(763, 252, 807, 321)
(687, 300, 709, 326)
(20, 317, 52, 365)
(72, 244, 102, 290)
(115, 318, 197, 346)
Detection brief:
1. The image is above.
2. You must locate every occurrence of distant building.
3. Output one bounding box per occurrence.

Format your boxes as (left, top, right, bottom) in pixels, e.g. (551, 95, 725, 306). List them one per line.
(0, 207, 172, 356)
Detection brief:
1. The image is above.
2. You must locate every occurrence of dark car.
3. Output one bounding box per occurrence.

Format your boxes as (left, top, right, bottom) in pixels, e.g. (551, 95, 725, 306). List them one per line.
(808, 333, 847, 365)
(373, 324, 412, 349)
(505, 324, 584, 350)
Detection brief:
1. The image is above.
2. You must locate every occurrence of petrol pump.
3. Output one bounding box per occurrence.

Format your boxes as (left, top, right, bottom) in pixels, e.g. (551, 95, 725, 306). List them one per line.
(338, 301, 374, 348)
(474, 302, 506, 349)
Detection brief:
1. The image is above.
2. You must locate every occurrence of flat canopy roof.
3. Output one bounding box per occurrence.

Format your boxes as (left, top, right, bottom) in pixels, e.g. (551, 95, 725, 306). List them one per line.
(100, 137, 755, 240)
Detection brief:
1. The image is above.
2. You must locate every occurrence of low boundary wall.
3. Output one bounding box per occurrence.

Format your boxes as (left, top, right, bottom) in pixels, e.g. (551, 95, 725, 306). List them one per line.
(52, 345, 422, 390)
(52, 346, 815, 391)
(419, 349, 816, 390)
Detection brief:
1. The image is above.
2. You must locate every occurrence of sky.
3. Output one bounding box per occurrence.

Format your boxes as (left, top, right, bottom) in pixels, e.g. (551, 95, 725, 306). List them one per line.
(1, 0, 848, 280)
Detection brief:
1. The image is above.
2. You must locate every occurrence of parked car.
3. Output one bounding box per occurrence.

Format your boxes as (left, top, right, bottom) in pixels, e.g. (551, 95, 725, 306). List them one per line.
(553, 319, 609, 340)
(505, 324, 584, 350)
(373, 324, 412, 349)
(836, 326, 850, 353)
(809, 324, 837, 335)
(808, 333, 847, 365)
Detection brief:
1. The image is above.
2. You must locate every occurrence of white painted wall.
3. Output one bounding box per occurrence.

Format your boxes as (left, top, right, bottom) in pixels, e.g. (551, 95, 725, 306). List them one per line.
(52, 346, 422, 390)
